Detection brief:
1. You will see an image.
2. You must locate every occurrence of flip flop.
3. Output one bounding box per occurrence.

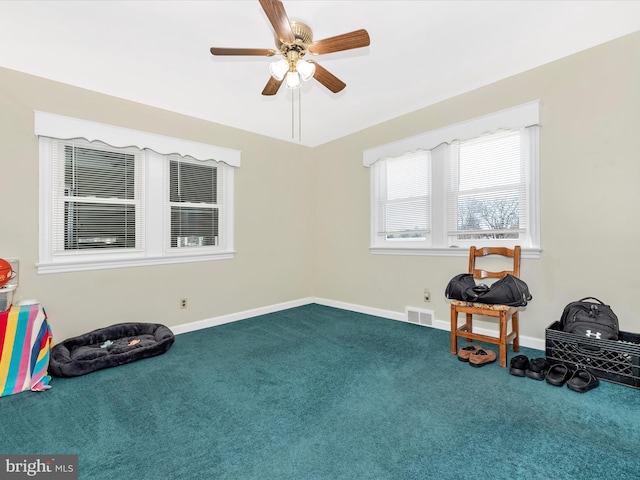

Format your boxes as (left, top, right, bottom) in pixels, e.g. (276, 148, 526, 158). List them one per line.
(566, 369, 600, 393)
(545, 364, 572, 386)
(457, 345, 484, 362)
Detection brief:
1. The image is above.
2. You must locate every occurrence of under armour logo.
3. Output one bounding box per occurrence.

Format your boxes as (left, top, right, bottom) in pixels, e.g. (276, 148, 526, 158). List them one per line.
(585, 330, 601, 339)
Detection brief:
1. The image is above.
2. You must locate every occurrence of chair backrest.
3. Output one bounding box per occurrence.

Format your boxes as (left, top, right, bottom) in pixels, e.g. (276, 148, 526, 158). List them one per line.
(468, 246, 521, 280)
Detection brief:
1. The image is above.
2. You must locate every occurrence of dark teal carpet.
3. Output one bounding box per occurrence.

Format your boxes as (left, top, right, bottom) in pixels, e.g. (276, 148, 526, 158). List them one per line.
(1, 304, 639, 479)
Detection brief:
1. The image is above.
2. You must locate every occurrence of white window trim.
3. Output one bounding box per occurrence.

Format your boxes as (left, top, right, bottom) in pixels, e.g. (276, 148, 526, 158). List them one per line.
(36, 112, 239, 274)
(363, 101, 541, 166)
(34, 111, 241, 167)
(363, 101, 542, 259)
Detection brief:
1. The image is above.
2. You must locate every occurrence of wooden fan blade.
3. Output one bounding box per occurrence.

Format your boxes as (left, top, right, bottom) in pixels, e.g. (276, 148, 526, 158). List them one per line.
(210, 47, 277, 56)
(259, 0, 294, 43)
(262, 76, 284, 96)
(308, 29, 370, 55)
(309, 61, 346, 93)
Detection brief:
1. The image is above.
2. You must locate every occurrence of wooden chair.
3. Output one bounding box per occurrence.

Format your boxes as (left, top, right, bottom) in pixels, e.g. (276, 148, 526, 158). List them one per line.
(450, 246, 522, 368)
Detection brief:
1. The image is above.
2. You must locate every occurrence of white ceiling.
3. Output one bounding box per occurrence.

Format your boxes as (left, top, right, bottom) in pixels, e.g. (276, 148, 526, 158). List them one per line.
(1, 1, 639, 147)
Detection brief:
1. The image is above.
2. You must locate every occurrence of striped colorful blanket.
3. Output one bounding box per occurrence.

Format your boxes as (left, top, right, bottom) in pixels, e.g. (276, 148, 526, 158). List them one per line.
(0, 303, 53, 397)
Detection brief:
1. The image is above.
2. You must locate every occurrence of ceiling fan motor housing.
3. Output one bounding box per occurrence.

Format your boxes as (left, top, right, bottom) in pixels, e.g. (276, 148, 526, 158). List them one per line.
(276, 21, 313, 55)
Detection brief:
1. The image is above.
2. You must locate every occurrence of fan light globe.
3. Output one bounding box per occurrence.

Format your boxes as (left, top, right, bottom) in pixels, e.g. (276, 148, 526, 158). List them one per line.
(269, 58, 289, 81)
(295, 59, 315, 81)
(286, 71, 301, 89)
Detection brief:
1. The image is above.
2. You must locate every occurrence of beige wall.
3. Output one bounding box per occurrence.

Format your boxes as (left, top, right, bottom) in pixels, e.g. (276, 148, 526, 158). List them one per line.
(1, 31, 639, 344)
(312, 31, 640, 339)
(0, 67, 315, 341)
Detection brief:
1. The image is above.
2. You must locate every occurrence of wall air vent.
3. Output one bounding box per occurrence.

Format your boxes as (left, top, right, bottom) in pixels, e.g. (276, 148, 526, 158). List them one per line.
(405, 307, 434, 327)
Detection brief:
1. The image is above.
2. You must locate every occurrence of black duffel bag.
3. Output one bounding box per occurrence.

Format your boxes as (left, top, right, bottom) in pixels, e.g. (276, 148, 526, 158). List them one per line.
(445, 273, 532, 307)
(559, 297, 619, 341)
(444, 273, 477, 301)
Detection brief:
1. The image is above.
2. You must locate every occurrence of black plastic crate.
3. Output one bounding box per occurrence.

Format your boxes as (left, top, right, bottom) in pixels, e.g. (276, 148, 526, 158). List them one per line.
(545, 321, 640, 389)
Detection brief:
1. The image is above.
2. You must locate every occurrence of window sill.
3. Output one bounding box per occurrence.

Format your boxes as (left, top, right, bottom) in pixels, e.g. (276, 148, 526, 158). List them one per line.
(369, 246, 541, 259)
(37, 251, 235, 274)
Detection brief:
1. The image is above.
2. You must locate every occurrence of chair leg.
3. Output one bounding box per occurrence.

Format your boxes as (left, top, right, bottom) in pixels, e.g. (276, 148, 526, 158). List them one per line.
(512, 311, 520, 352)
(450, 306, 458, 355)
(466, 313, 473, 342)
(499, 311, 507, 368)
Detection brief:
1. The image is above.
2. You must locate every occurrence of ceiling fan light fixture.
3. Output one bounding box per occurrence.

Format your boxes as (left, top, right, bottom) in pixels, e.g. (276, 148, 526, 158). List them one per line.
(269, 58, 289, 81)
(295, 59, 315, 81)
(286, 71, 301, 89)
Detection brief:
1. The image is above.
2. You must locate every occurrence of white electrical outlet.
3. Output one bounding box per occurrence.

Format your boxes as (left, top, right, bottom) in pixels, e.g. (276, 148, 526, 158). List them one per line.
(180, 298, 188, 309)
(423, 288, 430, 302)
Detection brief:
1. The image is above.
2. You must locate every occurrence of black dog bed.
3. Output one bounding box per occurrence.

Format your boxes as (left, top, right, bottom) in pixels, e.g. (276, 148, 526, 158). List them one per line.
(49, 323, 175, 377)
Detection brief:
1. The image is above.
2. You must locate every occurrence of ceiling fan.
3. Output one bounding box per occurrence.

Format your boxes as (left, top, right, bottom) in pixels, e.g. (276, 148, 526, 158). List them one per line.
(210, 0, 370, 96)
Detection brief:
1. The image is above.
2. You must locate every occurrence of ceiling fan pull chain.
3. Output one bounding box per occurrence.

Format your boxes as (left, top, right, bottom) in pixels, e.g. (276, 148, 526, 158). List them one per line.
(298, 87, 302, 142)
(288, 83, 302, 141)
(291, 88, 294, 139)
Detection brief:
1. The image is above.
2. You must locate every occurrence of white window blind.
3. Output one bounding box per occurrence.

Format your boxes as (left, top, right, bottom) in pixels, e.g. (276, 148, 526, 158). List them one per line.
(165, 155, 221, 249)
(447, 129, 527, 242)
(51, 139, 145, 253)
(377, 151, 431, 241)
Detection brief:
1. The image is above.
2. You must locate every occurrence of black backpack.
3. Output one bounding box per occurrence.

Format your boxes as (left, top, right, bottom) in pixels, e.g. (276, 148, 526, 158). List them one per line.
(559, 297, 619, 341)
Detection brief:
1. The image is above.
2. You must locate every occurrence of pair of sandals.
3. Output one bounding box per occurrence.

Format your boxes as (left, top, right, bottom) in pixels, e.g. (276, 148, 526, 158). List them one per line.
(546, 364, 600, 393)
(509, 355, 548, 380)
(457, 345, 496, 367)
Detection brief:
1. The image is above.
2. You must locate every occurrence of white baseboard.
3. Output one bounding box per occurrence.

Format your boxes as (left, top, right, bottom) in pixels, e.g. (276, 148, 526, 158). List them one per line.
(171, 296, 545, 352)
(310, 297, 406, 322)
(170, 297, 315, 335)
(312, 297, 545, 351)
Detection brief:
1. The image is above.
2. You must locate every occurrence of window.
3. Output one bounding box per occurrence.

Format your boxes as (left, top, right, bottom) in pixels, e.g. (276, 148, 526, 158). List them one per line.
(375, 152, 431, 243)
(55, 140, 144, 253)
(376, 151, 431, 241)
(167, 155, 220, 249)
(448, 129, 532, 246)
(364, 101, 540, 257)
(36, 112, 240, 273)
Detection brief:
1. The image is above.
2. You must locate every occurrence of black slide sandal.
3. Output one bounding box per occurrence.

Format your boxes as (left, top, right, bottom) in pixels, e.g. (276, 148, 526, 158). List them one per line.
(545, 364, 572, 386)
(567, 369, 600, 393)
